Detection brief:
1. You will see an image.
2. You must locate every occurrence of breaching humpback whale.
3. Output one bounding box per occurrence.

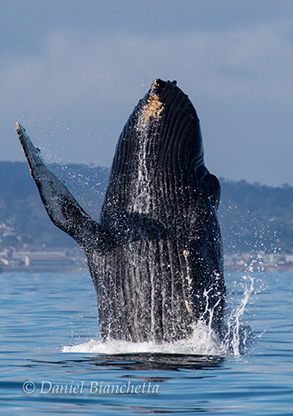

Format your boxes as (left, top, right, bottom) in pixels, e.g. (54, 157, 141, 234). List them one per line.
(16, 79, 225, 342)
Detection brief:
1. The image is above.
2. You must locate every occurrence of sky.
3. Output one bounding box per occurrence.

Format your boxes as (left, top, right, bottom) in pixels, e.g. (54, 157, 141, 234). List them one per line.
(1, 0, 293, 187)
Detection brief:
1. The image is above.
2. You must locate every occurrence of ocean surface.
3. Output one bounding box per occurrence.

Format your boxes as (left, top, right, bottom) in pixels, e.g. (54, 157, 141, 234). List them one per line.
(1, 270, 292, 415)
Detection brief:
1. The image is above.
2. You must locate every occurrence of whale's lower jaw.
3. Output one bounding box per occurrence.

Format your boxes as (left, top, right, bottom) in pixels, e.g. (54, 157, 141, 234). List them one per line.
(88, 238, 224, 343)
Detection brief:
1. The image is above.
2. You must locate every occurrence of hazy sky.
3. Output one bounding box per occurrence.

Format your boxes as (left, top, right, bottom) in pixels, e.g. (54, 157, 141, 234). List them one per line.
(1, 0, 293, 186)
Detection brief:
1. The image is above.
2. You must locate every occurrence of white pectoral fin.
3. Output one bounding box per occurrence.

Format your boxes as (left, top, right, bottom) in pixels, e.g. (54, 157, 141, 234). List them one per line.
(15, 123, 109, 251)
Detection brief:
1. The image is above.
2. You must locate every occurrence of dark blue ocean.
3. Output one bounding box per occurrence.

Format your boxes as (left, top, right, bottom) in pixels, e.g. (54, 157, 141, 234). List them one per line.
(1, 270, 292, 415)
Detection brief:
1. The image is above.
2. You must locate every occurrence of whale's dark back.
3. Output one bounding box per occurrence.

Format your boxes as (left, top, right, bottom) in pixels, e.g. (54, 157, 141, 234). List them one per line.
(88, 80, 225, 342)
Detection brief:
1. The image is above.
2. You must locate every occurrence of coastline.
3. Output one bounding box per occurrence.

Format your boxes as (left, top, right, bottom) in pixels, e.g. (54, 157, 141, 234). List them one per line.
(0, 248, 292, 273)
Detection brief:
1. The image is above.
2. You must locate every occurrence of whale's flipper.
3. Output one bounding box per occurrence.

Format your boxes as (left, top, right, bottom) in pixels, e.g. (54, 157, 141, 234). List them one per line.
(15, 123, 109, 253)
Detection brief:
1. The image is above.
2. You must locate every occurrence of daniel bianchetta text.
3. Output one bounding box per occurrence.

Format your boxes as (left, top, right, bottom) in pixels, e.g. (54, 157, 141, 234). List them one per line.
(23, 380, 160, 395)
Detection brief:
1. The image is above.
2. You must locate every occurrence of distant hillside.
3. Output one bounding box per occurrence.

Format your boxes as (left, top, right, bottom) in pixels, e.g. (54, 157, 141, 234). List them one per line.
(218, 179, 293, 255)
(0, 161, 292, 254)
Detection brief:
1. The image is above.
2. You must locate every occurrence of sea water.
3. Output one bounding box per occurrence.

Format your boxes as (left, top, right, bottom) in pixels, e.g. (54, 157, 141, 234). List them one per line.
(1, 270, 292, 415)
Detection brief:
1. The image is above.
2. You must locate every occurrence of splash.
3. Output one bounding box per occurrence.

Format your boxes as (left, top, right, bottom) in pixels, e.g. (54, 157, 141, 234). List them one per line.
(223, 275, 254, 356)
(130, 123, 152, 214)
(62, 322, 227, 356)
(130, 84, 163, 215)
(62, 275, 254, 357)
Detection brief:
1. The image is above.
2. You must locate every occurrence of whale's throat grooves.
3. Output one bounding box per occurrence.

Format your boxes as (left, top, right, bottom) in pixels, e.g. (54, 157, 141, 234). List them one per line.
(92, 80, 225, 342)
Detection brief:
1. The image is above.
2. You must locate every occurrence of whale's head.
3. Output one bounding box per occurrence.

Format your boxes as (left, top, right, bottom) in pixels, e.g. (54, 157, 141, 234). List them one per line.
(138, 79, 204, 171)
(101, 79, 220, 232)
(100, 79, 220, 247)
(110, 79, 205, 185)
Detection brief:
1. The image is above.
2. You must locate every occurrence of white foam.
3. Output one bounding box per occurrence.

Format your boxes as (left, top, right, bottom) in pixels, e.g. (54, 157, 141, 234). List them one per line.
(62, 321, 228, 356)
